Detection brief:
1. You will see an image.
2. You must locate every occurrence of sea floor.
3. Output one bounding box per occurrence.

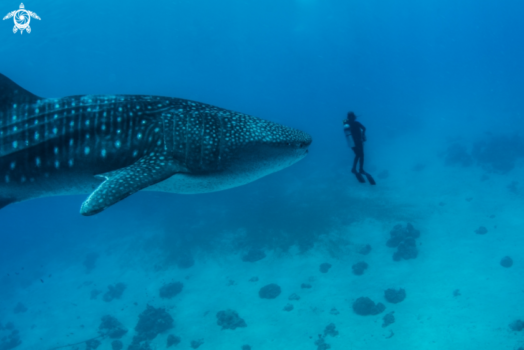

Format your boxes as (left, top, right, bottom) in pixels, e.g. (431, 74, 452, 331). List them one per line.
(1, 160, 524, 350)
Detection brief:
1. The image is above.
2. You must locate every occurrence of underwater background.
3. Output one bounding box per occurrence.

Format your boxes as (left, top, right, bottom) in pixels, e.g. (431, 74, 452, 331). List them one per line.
(1, 0, 524, 349)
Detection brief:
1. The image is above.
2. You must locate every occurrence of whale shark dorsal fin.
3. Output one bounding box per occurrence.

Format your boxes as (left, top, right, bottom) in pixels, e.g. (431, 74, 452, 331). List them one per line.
(0, 73, 40, 111)
(80, 154, 189, 216)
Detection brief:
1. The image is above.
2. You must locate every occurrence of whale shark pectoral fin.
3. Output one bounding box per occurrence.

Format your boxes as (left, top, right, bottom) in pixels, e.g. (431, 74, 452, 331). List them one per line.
(80, 154, 188, 216)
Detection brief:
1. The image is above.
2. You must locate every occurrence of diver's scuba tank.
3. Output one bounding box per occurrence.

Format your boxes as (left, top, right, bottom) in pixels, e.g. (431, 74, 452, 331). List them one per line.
(343, 120, 355, 148)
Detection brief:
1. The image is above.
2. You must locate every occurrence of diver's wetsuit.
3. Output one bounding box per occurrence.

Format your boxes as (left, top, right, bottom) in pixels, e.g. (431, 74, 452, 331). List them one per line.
(344, 120, 366, 173)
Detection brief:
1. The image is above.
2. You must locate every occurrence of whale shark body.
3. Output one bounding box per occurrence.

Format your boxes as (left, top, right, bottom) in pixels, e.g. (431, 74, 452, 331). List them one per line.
(0, 74, 312, 215)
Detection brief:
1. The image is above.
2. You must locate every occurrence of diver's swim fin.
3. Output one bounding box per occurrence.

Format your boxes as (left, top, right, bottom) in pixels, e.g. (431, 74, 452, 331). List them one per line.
(361, 171, 376, 185)
(352, 169, 366, 183)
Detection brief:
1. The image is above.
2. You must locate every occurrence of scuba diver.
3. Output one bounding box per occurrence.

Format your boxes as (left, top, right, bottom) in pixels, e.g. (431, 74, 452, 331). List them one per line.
(343, 112, 376, 185)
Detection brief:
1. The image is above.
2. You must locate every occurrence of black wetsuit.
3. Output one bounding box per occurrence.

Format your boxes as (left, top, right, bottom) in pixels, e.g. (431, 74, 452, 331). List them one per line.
(344, 120, 366, 173)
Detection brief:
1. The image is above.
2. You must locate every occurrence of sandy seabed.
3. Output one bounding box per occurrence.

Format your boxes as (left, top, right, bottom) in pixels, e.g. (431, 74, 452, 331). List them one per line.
(2, 152, 524, 350)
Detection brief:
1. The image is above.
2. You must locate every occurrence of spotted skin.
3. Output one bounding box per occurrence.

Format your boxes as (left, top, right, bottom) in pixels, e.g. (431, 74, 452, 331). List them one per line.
(0, 73, 312, 215)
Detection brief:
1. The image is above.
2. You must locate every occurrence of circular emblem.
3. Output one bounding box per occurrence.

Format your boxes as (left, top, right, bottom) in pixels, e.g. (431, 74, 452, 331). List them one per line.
(14, 9, 30, 31)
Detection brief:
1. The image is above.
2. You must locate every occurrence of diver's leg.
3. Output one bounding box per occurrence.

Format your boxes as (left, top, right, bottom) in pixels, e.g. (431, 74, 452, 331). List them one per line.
(351, 147, 358, 173)
(355, 143, 364, 173)
(352, 155, 359, 173)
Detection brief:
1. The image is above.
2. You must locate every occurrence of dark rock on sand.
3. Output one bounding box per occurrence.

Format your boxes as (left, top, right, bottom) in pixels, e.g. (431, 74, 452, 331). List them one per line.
(283, 303, 294, 312)
(319, 263, 332, 273)
(13, 302, 27, 314)
(159, 282, 184, 299)
(167, 334, 181, 347)
(259, 283, 281, 299)
(352, 262, 368, 275)
(323, 323, 338, 337)
(99, 315, 127, 339)
(315, 335, 331, 350)
(0, 328, 21, 350)
(388, 223, 420, 261)
(510, 320, 524, 331)
(352, 297, 385, 316)
(103, 283, 127, 302)
(190, 339, 204, 349)
(393, 239, 418, 261)
(501, 256, 513, 268)
(382, 312, 395, 327)
(475, 226, 488, 235)
(216, 310, 247, 330)
(384, 288, 406, 304)
(132, 305, 174, 344)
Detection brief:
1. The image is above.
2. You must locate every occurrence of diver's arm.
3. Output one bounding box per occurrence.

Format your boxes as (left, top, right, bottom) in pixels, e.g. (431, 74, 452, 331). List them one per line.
(360, 123, 367, 141)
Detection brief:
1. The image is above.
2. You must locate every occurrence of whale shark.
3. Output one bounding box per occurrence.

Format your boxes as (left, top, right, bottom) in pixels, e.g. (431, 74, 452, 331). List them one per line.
(0, 73, 312, 215)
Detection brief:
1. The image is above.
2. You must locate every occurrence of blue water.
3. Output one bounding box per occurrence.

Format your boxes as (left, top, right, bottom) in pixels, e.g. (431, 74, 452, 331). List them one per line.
(1, 0, 524, 349)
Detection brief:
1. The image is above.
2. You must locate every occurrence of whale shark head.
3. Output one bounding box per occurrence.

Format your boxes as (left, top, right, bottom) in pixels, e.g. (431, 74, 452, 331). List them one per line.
(224, 117, 312, 177)
(150, 112, 313, 195)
